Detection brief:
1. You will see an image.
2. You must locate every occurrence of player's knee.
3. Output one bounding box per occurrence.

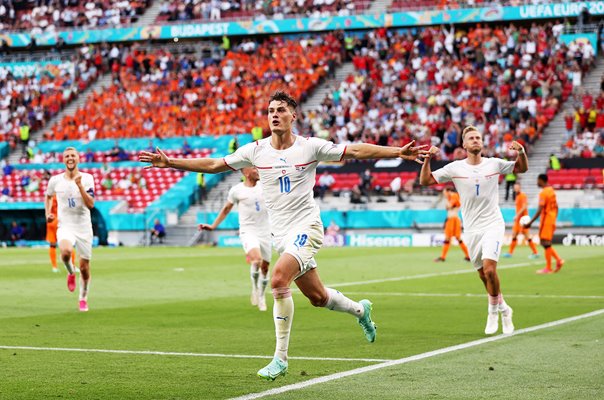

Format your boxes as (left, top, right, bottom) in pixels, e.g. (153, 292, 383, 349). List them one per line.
(443, 239, 450, 244)
(60, 250, 71, 261)
(270, 274, 288, 289)
(542, 243, 551, 249)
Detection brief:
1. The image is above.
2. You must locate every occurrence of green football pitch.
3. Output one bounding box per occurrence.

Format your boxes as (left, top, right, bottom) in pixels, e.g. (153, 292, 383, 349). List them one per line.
(1, 245, 602, 399)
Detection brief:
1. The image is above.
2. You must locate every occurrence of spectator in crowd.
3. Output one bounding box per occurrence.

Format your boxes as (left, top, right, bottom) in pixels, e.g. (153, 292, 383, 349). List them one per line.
(317, 170, 335, 200)
(33, 150, 45, 164)
(183, 139, 192, 156)
(85, 148, 95, 163)
(10, 221, 24, 245)
(549, 153, 561, 170)
(150, 219, 166, 244)
(0, 186, 10, 202)
(196, 172, 205, 205)
(360, 169, 373, 202)
(2, 161, 13, 176)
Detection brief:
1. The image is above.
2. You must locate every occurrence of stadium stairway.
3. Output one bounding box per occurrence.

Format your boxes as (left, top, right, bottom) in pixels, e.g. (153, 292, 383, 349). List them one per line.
(301, 62, 356, 114)
(367, 0, 394, 13)
(501, 56, 604, 207)
(170, 172, 243, 246)
(7, 73, 113, 165)
(133, 0, 165, 28)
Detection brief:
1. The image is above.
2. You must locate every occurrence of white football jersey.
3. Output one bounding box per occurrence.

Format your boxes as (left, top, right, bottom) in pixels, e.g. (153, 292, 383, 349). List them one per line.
(432, 158, 515, 233)
(224, 136, 345, 238)
(46, 172, 94, 231)
(227, 182, 270, 236)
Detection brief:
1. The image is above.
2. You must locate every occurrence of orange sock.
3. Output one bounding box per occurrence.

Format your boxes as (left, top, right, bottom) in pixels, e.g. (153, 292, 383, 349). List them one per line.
(441, 243, 450, 259)
(459, 242, 469, 258)
(528, 240, 538, 255)
(49, 247, 57, 268)
(544, 248, 553, 270)
(509, 239, 517, 254)
(550, 247, 561, 262)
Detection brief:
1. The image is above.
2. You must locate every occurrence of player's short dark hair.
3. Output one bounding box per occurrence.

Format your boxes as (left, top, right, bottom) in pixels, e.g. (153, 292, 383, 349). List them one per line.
(269, 91, 297, 110)
(538, 174, 548, 183)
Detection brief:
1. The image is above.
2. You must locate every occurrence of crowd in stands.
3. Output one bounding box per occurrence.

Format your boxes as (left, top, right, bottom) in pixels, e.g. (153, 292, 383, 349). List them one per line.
(0, 45, 104, 157)
(301, 22, 593, 161)
(561, 80, 604, 159)
(157, 0, 370, 22)
(0, 0, 150, 32)
(46, 34, 343, 140)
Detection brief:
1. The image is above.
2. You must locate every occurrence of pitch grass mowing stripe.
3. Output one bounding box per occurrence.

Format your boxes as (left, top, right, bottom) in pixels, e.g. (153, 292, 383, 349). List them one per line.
(344, 292, 604, 299)
(0, 346, 391, 363)
(231, 308, 604, 400)
(326, 261, 540, 288)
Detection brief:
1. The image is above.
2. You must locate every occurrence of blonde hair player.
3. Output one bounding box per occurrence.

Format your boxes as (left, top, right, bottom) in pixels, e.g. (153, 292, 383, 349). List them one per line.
(419, 125, 528, 335)
(45, 147, 95, 312)
(140, 91, 429, 381)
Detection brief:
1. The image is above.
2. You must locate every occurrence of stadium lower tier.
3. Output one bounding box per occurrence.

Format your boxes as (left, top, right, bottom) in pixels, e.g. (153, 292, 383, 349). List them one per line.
(1, 167, 185, 213)
(547, 168, 604, 190)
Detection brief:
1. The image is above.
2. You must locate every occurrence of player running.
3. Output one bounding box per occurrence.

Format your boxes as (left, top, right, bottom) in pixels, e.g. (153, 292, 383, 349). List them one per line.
(503, 183, 539, 259)
(140, 91, 428, 381)
(420, 125, 528, 335)
(199, 167, 272, 311)
(45, 147, 95, 312)
(523, 174, 564, 274)
(434, 187, 471, 262)
(46, 195, 76, 273)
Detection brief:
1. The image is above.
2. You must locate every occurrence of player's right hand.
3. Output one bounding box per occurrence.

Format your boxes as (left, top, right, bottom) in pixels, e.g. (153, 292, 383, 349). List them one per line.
(139, 147, 170, 169)
(46, 213, 56, 223)
(198, 224, 214, 231)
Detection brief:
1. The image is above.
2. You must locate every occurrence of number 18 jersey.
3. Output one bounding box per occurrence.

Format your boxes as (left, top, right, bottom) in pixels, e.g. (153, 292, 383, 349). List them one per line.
(223, 136, 346, 239)
(46, 172, 94, 232)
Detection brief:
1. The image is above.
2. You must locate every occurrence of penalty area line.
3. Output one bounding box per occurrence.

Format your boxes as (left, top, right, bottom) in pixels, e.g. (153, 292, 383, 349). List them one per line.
(231, 308, 604, 400)
(0, 346, 390, 363)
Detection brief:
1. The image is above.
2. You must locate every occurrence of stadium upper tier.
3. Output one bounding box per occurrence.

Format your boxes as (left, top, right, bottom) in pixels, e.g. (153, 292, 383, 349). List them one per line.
(44, 34, 342, 140)
(0, 50, 102, 147)
(157, 0, 371, 23)
(1, 0, 151, 32)
(302, 23, 596, 161)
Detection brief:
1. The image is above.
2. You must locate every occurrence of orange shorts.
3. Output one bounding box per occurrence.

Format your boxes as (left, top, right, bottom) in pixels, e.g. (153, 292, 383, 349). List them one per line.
(444, 217, 461, 239)
(539, 219, 556, 241)
(46, 221, 58, 243)
(512, 220, 529, 236)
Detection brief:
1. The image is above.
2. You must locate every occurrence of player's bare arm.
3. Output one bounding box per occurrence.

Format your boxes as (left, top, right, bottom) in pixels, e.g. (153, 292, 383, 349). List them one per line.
(509, 141, 528, 173)
(419, 146, 440, 186)
(199, 202, 234, 231)
(75, 175, 95, 209)
(343, 140, 429, 162)
(45, 194, 56, 222)
(139, 147, 231, 174)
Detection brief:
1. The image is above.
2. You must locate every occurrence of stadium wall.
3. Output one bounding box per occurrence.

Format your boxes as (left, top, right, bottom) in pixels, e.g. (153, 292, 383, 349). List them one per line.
(3, 2, 602, 48)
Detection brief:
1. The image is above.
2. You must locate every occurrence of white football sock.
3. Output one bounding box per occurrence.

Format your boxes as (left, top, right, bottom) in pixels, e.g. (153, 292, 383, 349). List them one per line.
(79, 277, 90, 301)
(259, 270, 269, 297)
(498, 294, 510, 314)
(273, 287, 294, 361)
(250, 263, 259, 291)
(488, 295, 499, 314)
(324, 288, 364, 317)
(63, 258, 75, 275)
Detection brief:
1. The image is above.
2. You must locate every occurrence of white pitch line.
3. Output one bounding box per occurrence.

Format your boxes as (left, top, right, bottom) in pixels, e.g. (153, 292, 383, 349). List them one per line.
(343, 292, 604, 300)
(231, 308, 604, 400)
(0, 346, 390, 363)
(326, 261, 538, 288)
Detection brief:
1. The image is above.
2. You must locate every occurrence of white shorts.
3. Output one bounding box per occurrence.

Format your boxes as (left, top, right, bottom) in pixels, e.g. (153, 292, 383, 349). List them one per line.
(274, 223, 323, 280)
(57, 226, 93, 260)
(240, 231, 272, 263)
(465, 226, 504, 270)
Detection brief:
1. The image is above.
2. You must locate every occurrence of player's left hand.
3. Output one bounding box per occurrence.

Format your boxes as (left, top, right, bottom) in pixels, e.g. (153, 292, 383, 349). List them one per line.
(509, 141, 525, 153)
(139, 147, 170, 169)
(400, 140, 429, 164)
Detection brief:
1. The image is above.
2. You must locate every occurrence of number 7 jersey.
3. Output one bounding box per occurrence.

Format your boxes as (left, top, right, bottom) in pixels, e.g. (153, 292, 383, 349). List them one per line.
(223, 136, 346, 239)
(432, 158, 515, 233)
